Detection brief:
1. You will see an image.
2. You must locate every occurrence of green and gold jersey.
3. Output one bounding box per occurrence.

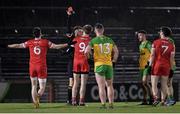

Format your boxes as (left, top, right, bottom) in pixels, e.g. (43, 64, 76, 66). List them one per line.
(169, 37, 175, 44)
(89, 35, 115, 67)
(169, 37, 176, 70)
(139, 40, 151, 69)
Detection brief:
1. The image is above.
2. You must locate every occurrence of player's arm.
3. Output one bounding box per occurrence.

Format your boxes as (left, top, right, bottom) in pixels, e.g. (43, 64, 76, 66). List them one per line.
(66, 6, 74, 38)
(112, 45, 119, 63)
(170, 51, 175, 70)
(169, 46, 175, 79)
(50, 43, 68, 49)
(8, 43, 25, 48)
(147, 45, 155, 74)
(170, 44, 175, 70)
(50, 41, 77, 49)
(149, 45, 155, 66)
(84, 45, 92, 57)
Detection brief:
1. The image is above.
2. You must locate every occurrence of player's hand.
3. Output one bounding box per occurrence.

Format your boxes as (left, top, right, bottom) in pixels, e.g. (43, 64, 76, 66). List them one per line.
(66, 33, 73, 38)
(169, 69, 174, 79)
(167, 78, 171, 87)
(67, 41, 77, 46)
(66, 47, 74, 54)
(145, 61, 149, 68)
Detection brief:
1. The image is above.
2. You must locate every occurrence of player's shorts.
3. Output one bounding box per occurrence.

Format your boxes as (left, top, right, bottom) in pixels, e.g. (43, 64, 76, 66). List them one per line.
(29, 64, 47, 79)
(152, 64, 170, 76)
(67, 59, 73, 78)
(140, 68, 149, 78)
(73, 59, 89, 74)
(95, 65, 113, 79)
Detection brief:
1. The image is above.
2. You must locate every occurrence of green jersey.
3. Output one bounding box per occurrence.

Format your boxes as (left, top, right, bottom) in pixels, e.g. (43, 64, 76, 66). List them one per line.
(139, 40, 151, 69)
(89, 35, 115, 68)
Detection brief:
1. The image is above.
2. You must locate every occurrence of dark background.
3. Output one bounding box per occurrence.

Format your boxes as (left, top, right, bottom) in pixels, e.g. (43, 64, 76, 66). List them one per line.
(0, 0, 180, 102)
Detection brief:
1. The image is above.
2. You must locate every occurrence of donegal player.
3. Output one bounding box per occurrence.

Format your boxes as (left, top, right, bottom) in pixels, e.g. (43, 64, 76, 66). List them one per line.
(137, 30, 153, 105)
(85, 23, 119, 109)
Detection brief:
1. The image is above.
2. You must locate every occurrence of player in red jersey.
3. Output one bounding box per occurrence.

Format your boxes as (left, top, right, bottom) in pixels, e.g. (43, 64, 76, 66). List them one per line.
(148, 27, 175, 106)
(8, 27, 76, 108)
(72, 25, 93, 106)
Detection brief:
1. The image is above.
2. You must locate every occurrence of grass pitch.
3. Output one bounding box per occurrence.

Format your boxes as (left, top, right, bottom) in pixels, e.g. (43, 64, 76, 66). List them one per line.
(0, 102, 179, 113)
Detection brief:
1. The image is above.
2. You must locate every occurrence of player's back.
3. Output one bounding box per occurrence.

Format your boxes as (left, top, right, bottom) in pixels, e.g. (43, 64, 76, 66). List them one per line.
(90, 35, 114, 66)
(73, 36, 90, 59)
(24, 38, 51, 65)
(153, 38, 174, 65)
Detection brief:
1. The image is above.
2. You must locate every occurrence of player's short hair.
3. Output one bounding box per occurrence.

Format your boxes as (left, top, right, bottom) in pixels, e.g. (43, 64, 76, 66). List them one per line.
(33, 27, 41, 38)
(137, 30, 147, 35)
(73, 26, 83, 37)
(83, 24, 93, 34)
(160, 26, 172, 37)
(73, 26, 83, 31)
(94, 23, 104, 30)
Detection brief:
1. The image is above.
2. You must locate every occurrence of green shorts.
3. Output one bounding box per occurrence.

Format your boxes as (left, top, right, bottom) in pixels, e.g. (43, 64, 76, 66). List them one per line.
(95, 65, 113, 79)
(140, 68, 149, 78)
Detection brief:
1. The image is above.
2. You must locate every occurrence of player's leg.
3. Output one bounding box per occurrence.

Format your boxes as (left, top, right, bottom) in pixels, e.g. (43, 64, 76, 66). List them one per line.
(143, 68, 153, 105)
(146, 75, 153, 104)
(139, 69, 148, 105)
(67, 60, 73, 104)
(142, 73, 148, 105)
(167, 77, 173, 97)
(151, 75, 160, 106)
(30, 77, 38, 104)
(72, 73, 80, 105)
(160, 76, 168, 105)
(38, 78, 47, 97)
(106, 78, 114, 108)
(166, 65, 176, 105)
(105, 65, 114, 108)
(79, 74, 88, 105)
(166, 77, 176, 105)
(67, 78, 73, 104)
(29, 66, 39, 108)
(36, 66, 47, 106)
(95, 73, 106, 108)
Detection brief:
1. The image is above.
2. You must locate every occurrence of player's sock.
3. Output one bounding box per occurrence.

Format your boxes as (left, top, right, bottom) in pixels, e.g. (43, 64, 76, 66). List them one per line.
(33, 102, 39, 109)
(168, 95, 173, 100)
(67, 86, 72, 104)
(79, 98, 85, 106)
(152, 96, 160, 106)
(32, 87, 39, 109)
(37, 94, 40, 104)
(72, 97, 77, 106)
(31, 85, 38, 104)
